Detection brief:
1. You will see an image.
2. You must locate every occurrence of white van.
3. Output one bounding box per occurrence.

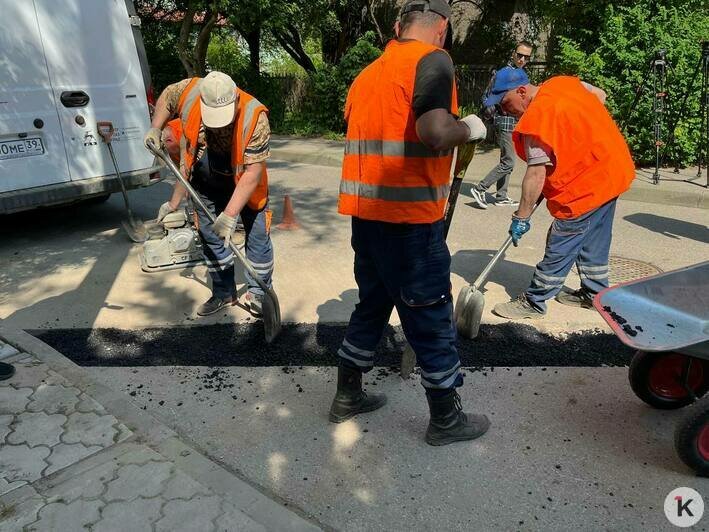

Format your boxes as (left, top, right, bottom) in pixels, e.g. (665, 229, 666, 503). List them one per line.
(0, 0, 160, 214)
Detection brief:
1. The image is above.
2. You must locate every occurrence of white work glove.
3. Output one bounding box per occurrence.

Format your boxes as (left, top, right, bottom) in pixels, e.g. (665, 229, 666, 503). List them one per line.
(460, 114, 487, 142)
(212, 212, 237, 246)
(144, 127, 162, 151)
(157, 201, 176, 223)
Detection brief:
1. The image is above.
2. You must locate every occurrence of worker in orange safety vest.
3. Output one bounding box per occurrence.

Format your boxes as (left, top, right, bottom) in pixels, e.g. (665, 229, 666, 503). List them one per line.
(144, 72, 273, 318)
(329, 0, 491, 446)
(486, 71, 636, 319)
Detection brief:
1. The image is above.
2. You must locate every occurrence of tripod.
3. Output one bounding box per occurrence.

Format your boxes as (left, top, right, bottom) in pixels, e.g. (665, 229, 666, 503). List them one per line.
(624, 49, 674, 184)
(664, 41, 709, 188)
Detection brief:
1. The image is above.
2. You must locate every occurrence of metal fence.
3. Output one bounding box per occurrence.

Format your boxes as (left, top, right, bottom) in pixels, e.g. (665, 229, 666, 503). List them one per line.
(456, 63, 548, 109)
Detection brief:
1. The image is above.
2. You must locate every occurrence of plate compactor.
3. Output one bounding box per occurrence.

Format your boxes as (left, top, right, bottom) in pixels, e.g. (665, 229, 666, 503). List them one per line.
(139, 207, 205, 273)
(139, 206, 246, 273)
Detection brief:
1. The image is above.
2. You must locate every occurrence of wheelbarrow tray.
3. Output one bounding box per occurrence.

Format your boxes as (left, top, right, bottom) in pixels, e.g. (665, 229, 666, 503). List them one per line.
(593, 261, 709, 358)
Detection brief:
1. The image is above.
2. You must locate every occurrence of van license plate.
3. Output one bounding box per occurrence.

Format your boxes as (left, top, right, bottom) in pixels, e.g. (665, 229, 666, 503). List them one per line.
(0, 138, 45, 161)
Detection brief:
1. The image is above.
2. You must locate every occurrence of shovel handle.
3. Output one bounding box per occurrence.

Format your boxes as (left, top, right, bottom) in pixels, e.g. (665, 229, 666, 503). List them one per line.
(471, 199, 543, 290)
(443, 142, 478, 239)
(147, 141, 273, 296)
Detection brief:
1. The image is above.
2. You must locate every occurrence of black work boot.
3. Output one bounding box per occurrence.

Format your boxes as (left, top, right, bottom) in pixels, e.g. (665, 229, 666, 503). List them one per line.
(425, 390, 490, 446)
(196, 295, 235, 316)
(0, 362, 15, 381)
(329, 365, 387, 423)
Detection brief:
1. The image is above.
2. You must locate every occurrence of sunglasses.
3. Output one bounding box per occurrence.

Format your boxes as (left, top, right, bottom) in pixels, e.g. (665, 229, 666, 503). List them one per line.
(516, 52, 531, 60)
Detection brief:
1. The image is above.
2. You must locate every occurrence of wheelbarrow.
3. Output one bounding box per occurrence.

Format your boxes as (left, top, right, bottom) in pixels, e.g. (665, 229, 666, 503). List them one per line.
(594, 260, 709, 476)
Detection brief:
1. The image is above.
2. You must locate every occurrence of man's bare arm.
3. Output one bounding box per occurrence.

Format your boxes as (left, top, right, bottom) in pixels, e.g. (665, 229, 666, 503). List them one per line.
(582, 81, 607, 105)
(416, 109, 470, 151)
(516, 164, 546, 218)
(151, 90, 173, 130)
(223, 163, 264, 218)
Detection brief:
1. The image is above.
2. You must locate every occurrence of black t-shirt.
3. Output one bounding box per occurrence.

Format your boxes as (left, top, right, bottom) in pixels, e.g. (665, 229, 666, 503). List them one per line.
(412, 50, 455, 119)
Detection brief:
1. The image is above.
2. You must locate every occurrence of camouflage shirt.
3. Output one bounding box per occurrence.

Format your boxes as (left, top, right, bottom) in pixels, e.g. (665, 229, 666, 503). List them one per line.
(161, 78, 270, 165)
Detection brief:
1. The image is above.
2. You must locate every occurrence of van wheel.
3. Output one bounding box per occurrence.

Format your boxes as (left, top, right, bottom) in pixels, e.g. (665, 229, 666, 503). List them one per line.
(87, 193, 111, 204)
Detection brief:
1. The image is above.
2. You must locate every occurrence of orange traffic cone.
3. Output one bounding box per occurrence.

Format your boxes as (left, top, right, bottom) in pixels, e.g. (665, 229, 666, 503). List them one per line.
(276, 195, 300, 230)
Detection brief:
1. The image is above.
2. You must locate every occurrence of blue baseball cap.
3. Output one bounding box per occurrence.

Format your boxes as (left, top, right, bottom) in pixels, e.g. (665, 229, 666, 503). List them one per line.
(483, 67, 530, 107)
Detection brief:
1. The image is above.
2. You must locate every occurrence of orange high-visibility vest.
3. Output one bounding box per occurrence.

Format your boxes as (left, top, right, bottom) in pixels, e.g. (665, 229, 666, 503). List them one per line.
(513, 76, 635, 219)
(166, 118, 183, 140)
(177, 78, 269, 211)
(338, 40, 459, 224)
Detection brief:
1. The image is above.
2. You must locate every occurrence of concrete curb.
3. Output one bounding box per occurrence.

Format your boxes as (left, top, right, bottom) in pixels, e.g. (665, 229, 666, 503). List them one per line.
(271, 149, 343, 169)
(0, 322, 324, 532)
(270, 145, 708, 210)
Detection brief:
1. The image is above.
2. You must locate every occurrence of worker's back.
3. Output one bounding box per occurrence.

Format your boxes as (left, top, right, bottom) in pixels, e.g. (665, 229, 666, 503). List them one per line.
(339, 40, 458, 224)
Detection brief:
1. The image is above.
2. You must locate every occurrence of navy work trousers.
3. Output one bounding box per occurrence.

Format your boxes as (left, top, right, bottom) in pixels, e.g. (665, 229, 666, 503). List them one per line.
(191, 153, 273, 300)
(526, 199, 617, 312)
(338, 217, 463, 391)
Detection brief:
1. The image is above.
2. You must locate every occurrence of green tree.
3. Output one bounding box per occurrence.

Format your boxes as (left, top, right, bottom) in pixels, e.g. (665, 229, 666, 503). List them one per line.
(549, 1, 709, 165)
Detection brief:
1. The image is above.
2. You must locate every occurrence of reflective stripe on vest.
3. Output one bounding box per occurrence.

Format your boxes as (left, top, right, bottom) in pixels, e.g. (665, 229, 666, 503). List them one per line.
(180, 80, 201, 123)
(241, 97, 263, 145)
(339, 180, 450, 202)
(344, 140, 452, 158)
(176, 80, 270, 211)
(338, 39, 458, 224)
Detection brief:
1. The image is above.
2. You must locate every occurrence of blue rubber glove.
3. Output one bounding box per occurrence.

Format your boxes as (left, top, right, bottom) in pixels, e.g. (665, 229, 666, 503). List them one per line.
(509, 216, 531, 247)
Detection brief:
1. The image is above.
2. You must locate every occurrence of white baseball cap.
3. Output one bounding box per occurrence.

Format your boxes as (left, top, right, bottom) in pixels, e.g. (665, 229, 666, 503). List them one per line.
(200, 71, 237, 128)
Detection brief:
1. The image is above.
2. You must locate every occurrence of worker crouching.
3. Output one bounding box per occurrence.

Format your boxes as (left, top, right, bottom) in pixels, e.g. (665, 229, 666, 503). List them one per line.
(144, 72, 274, 317)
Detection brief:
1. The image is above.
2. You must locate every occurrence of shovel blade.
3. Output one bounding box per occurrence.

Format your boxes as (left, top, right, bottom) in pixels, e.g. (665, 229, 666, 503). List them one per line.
(261, 290, 282, 344)
(121, 219, 148, 243)
(454, 285, 485, 339)
(400, 343, 416, 379)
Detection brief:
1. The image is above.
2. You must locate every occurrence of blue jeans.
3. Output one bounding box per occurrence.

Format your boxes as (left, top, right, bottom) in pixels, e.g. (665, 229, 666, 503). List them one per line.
(339, 217, 462, 392)
(192, 153, 273, 300)
(479, 127, 514, 199)
(526, 199, 617, 313)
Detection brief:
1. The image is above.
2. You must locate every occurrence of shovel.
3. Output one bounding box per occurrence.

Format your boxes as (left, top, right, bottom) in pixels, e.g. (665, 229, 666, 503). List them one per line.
(454, 199, 543, 339)
(147, 141, 282, 344)
(400, 142, 478, 378)
(96, 121, 147, 243)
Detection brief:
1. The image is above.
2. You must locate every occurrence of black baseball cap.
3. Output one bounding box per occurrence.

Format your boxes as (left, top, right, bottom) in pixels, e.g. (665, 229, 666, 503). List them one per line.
(400, 0, 451, 20)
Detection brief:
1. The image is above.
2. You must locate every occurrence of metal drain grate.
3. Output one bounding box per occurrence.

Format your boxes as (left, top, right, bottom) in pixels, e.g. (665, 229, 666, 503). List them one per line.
(607, 256, 663, 284)
(571, 256, 663, 285)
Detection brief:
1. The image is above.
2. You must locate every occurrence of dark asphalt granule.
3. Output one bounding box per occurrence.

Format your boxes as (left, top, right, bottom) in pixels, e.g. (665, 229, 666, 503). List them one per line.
(30, 322, 634, 368)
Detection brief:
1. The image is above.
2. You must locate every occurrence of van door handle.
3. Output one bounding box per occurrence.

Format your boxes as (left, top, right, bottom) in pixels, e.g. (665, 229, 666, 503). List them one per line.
(60, 91, 90, 107)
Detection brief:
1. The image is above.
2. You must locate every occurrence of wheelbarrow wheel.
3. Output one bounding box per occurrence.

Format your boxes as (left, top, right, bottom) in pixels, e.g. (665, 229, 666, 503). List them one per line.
(674, 396, 709, 476)
(628, 351, 709, 410)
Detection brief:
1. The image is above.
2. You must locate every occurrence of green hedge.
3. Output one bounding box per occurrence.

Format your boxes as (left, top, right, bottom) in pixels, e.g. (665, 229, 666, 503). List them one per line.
(552, 1, 709, 166)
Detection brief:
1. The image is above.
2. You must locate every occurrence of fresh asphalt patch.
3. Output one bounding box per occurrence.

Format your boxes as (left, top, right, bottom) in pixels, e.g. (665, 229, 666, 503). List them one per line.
(31, 322, 634, 368)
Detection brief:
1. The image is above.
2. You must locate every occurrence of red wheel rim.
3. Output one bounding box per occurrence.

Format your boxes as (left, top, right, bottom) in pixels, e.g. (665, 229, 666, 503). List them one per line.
(698, 424, 709, 461)
(648, 354, 704, 400)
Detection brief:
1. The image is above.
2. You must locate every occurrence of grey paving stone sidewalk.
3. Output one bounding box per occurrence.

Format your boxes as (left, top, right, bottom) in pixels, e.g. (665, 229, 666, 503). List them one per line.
(0, 335, 321, 532)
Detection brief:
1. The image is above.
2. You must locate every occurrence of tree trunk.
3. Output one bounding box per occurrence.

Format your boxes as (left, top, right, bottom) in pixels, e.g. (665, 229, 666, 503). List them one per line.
(246, 27, 261, 75)
(193, 8, 218, 76)
(177, 2, 198, 77)
(273, 24, 317, 73)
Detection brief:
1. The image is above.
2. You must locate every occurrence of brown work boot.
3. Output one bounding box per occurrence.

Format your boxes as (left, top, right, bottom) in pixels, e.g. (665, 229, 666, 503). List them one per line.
(329, 365, 387, 423)
(425, 390, 490, 446)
